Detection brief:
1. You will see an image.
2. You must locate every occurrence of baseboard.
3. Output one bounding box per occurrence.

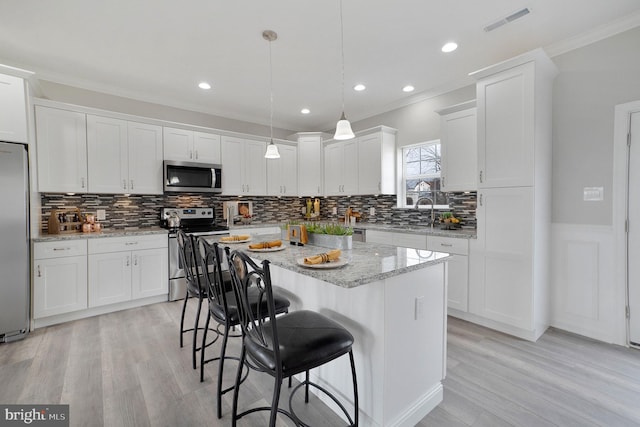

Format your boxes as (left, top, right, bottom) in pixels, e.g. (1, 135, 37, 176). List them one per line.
(386, 382, 444, 427)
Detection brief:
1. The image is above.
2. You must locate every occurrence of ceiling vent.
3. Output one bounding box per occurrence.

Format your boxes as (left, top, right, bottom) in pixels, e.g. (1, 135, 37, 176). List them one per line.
(484, 7, 531, 32)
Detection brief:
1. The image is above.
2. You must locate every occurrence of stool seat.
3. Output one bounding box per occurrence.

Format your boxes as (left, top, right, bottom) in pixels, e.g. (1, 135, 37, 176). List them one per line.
(247, 310, 354, 376)
(210, 287, 291, 326)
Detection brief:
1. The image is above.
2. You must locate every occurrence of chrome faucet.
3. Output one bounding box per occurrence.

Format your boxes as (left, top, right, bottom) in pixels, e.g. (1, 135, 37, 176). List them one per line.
(414, 196, 435, 226)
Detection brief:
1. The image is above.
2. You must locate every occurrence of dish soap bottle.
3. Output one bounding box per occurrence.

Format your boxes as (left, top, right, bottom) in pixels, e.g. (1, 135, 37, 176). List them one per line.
(306, 198, 312, 217)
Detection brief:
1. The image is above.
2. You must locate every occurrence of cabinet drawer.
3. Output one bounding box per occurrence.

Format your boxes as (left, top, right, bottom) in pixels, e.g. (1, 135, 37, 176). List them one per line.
(393, 233, 427, 250)
(427, 236, 469, 256)
(34, 239, 88, 259)
(88, 234, 167, 254)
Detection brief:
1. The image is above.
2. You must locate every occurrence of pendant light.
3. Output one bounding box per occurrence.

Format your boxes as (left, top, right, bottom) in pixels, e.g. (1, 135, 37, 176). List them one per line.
(334, 0, 355, 140)
(264, 30, 281, 159)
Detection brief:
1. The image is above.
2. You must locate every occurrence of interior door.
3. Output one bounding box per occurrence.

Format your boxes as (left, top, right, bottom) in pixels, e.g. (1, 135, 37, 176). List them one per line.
(628, 111, 640, 345)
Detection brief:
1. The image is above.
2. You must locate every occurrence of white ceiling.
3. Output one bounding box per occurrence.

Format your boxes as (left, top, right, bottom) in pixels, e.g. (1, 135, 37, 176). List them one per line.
(1, 0, 639, 132)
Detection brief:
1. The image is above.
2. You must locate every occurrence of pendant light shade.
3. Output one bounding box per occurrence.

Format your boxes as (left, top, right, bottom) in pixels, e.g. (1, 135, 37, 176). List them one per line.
(334, 112, 355, 140)
(334, 0, 355, 141)
(265, 140, 280, 158)
(263, 30, 280, 159)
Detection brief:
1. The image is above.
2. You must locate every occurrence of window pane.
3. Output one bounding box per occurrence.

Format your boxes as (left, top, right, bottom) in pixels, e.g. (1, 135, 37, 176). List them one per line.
(406, 161, 420, 176)
(405, 148, 420, 162)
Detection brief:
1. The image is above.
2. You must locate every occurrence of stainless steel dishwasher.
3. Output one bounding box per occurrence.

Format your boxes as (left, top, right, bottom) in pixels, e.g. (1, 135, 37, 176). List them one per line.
(352, 228, 366, 242)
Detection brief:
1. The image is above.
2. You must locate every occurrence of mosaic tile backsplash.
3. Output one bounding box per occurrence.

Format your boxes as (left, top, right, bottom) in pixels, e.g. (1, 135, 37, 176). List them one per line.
(40, 192, 476, 233)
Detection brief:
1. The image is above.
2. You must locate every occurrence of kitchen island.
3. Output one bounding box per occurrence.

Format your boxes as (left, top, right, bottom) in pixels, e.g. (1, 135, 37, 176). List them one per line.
(230, 234, 450, 427)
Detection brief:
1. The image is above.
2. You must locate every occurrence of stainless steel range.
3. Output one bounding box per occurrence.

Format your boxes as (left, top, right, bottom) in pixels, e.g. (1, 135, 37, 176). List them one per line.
(161, 207, 229, 301)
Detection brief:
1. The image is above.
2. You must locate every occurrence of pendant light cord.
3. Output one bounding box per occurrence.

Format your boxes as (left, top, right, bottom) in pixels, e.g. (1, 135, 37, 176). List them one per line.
(269, 37, 274, 143)
(339, 0, 346, 114)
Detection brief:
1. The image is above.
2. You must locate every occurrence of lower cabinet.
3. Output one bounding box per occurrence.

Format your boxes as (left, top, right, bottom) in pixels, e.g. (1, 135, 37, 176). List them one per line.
(88, 235, 168, 308)
(33, 240, 88, 319)
(427, 236, 469, 312)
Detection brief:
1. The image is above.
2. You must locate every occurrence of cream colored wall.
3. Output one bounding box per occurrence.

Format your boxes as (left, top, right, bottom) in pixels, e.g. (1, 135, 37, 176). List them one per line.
(36, 80, 294, 139)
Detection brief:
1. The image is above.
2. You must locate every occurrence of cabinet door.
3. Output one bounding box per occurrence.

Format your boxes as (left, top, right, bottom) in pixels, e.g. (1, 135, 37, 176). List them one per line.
(163, 127, 194, 161)
(36, 106, 88, 193)
(87, 115, 128, 194)
(446, 255, 469, 312)
(128, 122, 163, 194)
(297, 136, 323, 196)
(88, 252, 132, 307)
(441, 108, 477, 191)
(477, 63, 534, 188)
(342, 140, 358, 194)
(469, 187, 533, 329)
(131, 248, 168, 299)
(324, 143, 344, 196)
(221, 135, 245, 194)
(267, 144, 297, 196)
(244, 139, 267, 195)
(0, 73, 27, 143)
(357, 133, 381, 195)
(193, 131, 221, 164)
(33, 256, 87, 318)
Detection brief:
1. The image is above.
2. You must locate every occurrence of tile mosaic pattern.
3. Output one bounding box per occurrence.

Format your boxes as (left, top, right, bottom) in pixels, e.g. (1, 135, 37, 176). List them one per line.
(40, 192, 476, 233)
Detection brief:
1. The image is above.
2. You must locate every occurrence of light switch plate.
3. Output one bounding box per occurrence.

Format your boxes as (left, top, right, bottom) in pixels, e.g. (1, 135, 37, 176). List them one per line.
(96, 209, 106, 220)
(415, 296, 425, 320)
(332, 207, 337, 215)
(583, 187, 604, 201)
(369, 207, 375, 216)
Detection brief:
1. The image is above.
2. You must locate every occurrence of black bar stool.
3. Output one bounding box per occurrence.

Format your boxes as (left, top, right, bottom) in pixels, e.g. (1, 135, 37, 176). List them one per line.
(226, 248, 359, 427)
(197, 239, 291, 419)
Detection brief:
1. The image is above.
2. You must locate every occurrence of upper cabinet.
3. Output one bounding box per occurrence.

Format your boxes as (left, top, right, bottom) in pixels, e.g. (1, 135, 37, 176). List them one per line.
(324, 126, 396, 196)
(267, 142, 297, 196)
(127, 122, 164, 194)
(357, 127, 396, 195)
(0, 73, 28, 143)
(437, 101, 477, 192)
(163, 127, 221, 164)
(36, 106, 88, 193)
(295, 133, 324, 196)
(220, 135, 266, 195)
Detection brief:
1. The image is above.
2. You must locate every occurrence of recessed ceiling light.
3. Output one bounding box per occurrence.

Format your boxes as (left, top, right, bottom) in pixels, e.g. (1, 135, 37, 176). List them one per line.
(402, 85, 415, 93)
(441, 42, 458, 53)
(198, 82, 211, 90)
(301, 108, 310, 114)
(353, 84, 366, 91)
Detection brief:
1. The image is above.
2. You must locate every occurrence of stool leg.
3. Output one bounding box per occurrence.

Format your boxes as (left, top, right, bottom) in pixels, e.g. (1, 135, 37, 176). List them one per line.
(231, 346, 246, 427)
(192, 293, 204, 369)
(305, 370, 310, 403)
(216, 321, 231, 418)
(200, 310, 211, 382)
(269, 376, 282, 427)
(349, 350, 359, 427)
(179, 290, 189, 348)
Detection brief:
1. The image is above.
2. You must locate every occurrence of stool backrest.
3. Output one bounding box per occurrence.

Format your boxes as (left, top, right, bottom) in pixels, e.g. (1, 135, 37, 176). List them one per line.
(225, 248, 281, 368)
(176, 230, 201, 290)
(196, 238, 231, 312)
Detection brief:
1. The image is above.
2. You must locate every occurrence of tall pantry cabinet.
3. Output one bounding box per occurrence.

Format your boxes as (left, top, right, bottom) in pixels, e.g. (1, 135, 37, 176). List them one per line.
(468, 49, 557, 341)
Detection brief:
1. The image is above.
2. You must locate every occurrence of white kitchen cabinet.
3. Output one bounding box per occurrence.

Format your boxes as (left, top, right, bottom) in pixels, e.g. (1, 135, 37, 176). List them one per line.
(33, 240, 88, 318)
(163, 127, 221, 164)
(87, 116, 163, 194)
(88, 235, 168, 308)
(324, 139, 358, 196)
(357, 127, 396, 195)
(468, 49, 557, 341)
(295, 133, 324, 196)
(428, 236, 469, 312)
(0, 73, 28, 143)
(437, 102, 477, 192)
(365, 229, 427, 250)
(221, 135, 267, 195)
(35, 106, 88, 193)
(267, 143, 297, 196)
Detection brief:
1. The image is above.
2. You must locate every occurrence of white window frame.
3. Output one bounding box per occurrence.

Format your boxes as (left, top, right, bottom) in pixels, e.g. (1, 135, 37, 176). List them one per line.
(398, 139, 448, 209)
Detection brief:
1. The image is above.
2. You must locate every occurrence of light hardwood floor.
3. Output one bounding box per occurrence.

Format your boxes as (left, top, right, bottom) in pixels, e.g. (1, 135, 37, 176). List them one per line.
(1, 300, 640, 426)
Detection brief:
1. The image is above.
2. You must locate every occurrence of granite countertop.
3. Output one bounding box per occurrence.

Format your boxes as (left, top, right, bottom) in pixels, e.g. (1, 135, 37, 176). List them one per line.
(220, 233, 450, 289)
(32, 227, 168, 242)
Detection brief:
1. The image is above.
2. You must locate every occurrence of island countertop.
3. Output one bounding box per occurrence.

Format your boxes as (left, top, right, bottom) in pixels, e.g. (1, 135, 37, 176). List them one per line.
(220, 233, 450, 289)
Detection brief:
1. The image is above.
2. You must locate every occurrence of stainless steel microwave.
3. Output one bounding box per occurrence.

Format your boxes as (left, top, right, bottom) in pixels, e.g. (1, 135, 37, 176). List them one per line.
(163, 160, 222, 193)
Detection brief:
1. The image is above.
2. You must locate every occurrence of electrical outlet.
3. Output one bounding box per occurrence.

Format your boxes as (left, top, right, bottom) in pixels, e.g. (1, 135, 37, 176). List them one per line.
(332, 207, 337, 215)
(415, 296, 425, 320)
(369, 207, 375, 216)
(96, 209, 106, 220)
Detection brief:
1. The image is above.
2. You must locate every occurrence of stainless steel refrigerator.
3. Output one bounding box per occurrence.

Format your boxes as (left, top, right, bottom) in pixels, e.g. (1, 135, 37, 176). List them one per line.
(0, 141, 30, 342)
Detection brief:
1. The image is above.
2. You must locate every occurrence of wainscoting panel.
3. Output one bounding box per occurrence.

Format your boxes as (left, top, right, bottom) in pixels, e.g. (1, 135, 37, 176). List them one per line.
(550, 223, 624, 345)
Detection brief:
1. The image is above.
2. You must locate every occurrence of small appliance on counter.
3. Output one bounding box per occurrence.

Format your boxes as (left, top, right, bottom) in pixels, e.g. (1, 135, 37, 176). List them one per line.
(161, 207, 229, 301)
(223, 201, 253, 225)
